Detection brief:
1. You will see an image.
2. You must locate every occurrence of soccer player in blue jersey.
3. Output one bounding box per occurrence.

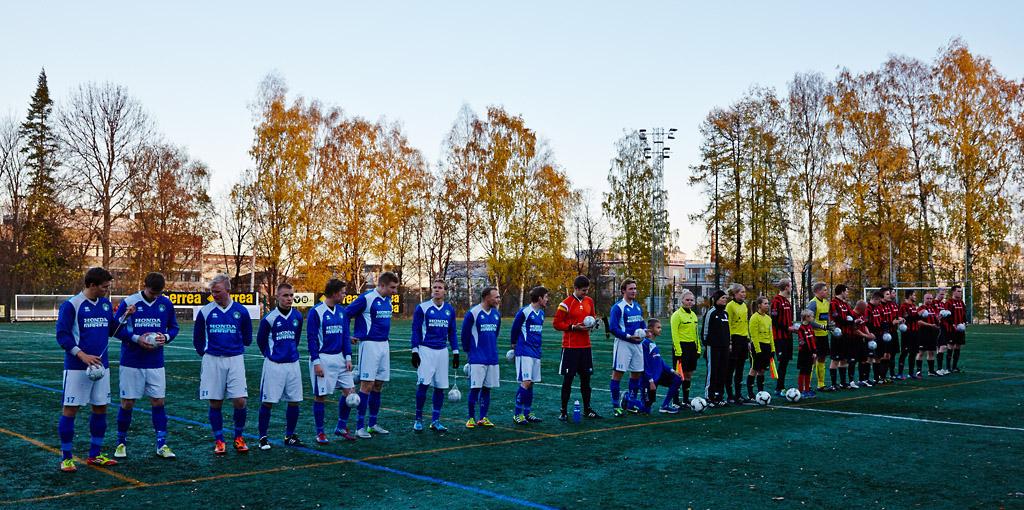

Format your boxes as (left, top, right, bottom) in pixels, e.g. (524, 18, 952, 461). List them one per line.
(410, 280, 459, 433)
(608, 279, 647, 418)
(256, 283, 305, 450)
(640, 318, 682, 414)
(346, 272, 399, 439)
(461, 286, 501, 429)
(112, 272, 178, 460)
(193, 274, 253, 454)
(56, 267, 133, 472)
(511, 286, 548, 425)
(308, 279, 355, 443)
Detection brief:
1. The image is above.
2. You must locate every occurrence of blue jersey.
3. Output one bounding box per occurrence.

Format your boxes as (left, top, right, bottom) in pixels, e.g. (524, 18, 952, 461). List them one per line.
(411, 300, 458, 351)
(510, 304, 544, 359)
(257, 307, 303, 363)
(642, 338, 671, 383)
(114, 292, 179, 369)
(345, 289, 393, 341)
(609, 299, 645, 344)
(56, 293, 120, 370)
(461, 304, 501, 365)
(193, 301, 253, 357)
(307, 301, 351, 363)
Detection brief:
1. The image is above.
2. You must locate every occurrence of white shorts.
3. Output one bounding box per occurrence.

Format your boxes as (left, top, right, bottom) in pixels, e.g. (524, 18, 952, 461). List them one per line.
(199, 354, 247, 400)
(516, 356, 542, 382)
(416, 347, 450, 389)
(310, 352, 354, 396)
(62, 369, 111, 406)
(260, 359, 303, 404)
(358, 340, 390, 382)
(118, 366, 166, 400)
(468, 364, 500, 389)
(613, 339, 644, 373)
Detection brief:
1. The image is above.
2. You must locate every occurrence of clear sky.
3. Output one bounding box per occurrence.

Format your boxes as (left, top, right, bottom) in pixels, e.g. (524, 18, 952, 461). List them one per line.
(2, 1, 1021, 257)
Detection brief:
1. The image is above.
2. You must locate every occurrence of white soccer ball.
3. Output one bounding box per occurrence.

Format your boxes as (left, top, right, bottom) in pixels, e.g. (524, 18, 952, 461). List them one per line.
(690, 396, 707, 413)
(506, 349, 516, 362)
(940, 309, 952, 318)
(899, 323, 908, 333)
(882, 333, 892, 343)
(583, 316, 596, 328)
(920, 309, 930, 318)
(447, 387, 462, 403)
(868, 340, 878, 350)
(832, 327, 843, 337)
(463, 363, 471, 376)
(140, 333, 158, 347)
(633, 328, 647, 339)
(785, 388, 802, 402)
(846, 315, 853, 322)
(86, 364, 105, 381)
(956, 323, 966, 332)
(755, 391, 772, 406)
(345, 392, 361, 408)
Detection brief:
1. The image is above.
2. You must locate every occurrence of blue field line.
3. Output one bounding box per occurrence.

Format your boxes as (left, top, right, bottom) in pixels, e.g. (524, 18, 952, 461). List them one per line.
(0, 374, 558, 510)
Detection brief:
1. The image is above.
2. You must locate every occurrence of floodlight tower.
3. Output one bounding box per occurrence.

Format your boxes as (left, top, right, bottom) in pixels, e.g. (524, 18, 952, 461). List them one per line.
(638, 127, 676, 316)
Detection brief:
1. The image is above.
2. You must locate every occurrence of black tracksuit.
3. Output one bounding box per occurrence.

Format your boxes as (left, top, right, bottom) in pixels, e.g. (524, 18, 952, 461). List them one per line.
(701, 304, 731, 402)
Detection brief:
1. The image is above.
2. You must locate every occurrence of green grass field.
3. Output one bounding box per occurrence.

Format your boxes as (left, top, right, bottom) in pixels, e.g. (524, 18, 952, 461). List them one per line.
(0, 319, 1021, 509)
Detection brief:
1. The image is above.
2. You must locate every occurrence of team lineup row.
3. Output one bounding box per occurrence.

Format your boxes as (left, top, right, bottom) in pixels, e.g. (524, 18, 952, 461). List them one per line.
(52, 269, 969, 473)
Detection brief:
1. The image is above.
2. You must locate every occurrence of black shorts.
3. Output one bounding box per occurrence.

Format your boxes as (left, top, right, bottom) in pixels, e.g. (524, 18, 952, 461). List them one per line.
(882, 329, 898, 355)
(951, 330, 966, 345)
(559, 347, 594, 376)
(797, 348, 814, 373)
(775, 334, 794, 361)
(830, 335, 847, 361)
(918, 329, 938, 351)
(900, 331, 918, 354)
(729, 335, 749, 361)
(814, 334, 830, 358)
(749, 347, 772, 371)
(676, 342, 698, 372)
(655, 370, 679, 388)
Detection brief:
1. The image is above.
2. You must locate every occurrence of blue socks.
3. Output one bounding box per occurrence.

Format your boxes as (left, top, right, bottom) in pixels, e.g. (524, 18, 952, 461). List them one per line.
(117, 407, 131, 444)
(524, 386, 534, 415)
(285, 404, 299, 437)
(468, 388, 481, 419)
(515, 386, 525, 416)
(152, 405, 168, 448)
(664, 377, 682, 408)
(208, 407, 224, 441)
(368, 392, 381, 427)
(415, 384, 429, 420)
(480, 388, 491, 418)
(627, 378, 640, 410)
(58, 415, 74, 460)
(313, 400, 325, 434)
(431, 388, 444, 422)
(338, 397, 351, 431)
(88, 412, 105, 458)
(356, 391, 369, 430)
(610, 379, 621, 408)
(258, 405, 272, 437)
(233, 407, 246, 439)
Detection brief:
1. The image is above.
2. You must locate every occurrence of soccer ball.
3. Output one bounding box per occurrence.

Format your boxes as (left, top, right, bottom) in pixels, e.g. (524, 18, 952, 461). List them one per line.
(867, 340, 878, 350)
(755, 391, 772, 406)
(690, 396, 708, 413)
(86, 364, 105, 381)
(345, 392, 361, 408)
(882, 333, 892, 343)
(956, 323, 966, 332)
(583, 316, 596, 328)
(920, 310, 930, 318)
(506, 349, 516, 362)
(447, 387, 462, 403)
(846, 315, 854, 322)
(633, 328, 647, 339)
(463, 363, 471, 376)
(832, 327, 843, 337)
(899, 323, 908, 333)
(785, 388, 802, 402)
(940, 309, 952, 318)
(140, 333, 158, 347)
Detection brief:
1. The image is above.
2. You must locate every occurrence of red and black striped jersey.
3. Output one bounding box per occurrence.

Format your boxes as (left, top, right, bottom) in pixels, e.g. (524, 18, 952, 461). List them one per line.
(900, 302, 920, 332)
(796, 323, 816, 351)
(830, 298, 855, 335)
(865, 303, 883, 333)
(918, 303, 941, 329)
(947, 298, 968, 325)
(770, 294, 793, 340)
(881, 301, 899, 331)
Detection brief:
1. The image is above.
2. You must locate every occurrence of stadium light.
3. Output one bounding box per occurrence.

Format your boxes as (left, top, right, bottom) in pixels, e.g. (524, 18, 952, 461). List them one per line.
(636, 127, 676, 317)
